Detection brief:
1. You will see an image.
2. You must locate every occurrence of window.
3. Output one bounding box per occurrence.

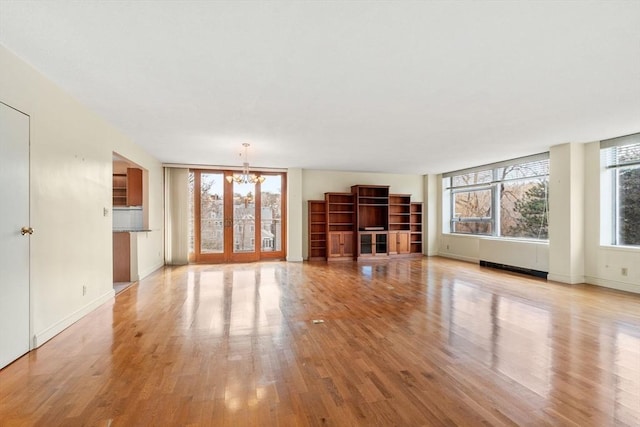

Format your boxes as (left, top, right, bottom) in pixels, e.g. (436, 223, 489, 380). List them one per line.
(444, 153, 549, 239)
(601, 134, 640, 246)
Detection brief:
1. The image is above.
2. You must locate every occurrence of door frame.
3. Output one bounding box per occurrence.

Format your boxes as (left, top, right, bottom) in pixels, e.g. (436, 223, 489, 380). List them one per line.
(191, 169, 287, 263)
(0, 101, 32, 368)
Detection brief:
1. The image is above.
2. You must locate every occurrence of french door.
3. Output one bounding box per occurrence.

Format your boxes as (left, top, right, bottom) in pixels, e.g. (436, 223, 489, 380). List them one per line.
(190, 170, 286, 263)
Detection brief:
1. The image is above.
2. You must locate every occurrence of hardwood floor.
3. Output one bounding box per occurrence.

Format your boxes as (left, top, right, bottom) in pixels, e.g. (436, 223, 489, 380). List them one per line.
(1, 257, 639, 426)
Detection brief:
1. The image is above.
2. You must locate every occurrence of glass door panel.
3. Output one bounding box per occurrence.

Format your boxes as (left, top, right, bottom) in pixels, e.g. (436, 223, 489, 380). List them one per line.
(200, 173, 225, 254)
(260, 175, 282, 252)
(360, 233, 373, 255)
(232, 182, 257, 254)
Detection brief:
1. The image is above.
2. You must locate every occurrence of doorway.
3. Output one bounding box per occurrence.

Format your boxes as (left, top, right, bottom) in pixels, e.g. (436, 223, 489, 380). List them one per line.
(112, 153, 147, 293)
(0, 102, 30, 369)
(190, 170, 286, 263)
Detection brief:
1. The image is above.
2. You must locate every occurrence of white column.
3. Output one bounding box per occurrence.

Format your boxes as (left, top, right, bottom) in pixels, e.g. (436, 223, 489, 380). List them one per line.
(423, 174, 439, 256)
(548, 143, 585, 284)
(286, 167, 303, 262)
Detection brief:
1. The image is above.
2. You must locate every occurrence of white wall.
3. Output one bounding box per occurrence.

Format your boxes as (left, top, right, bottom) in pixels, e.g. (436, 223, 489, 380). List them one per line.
(0, 45, 164, 347)
(436, 140, 639, 294)
(584, 142, 640, 293)
(436, 146, 556, 275)
(300, 169, 424, 259)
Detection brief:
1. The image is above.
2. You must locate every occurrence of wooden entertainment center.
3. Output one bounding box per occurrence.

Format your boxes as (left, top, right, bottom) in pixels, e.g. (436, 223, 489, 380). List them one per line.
(308, 185, 423, 261)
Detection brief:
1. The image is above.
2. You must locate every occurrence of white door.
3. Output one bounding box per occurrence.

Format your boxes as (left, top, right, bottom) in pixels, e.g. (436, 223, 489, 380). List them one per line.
(0, 102, 30, 369)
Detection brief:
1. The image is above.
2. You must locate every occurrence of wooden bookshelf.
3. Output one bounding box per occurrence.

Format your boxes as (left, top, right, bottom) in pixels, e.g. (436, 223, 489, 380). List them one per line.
(308, 200, 327, 261)
(325, 193, 355, 260)
(389, 194, 411, 255)
(410, 202, 423, 255)
(306, 186, 423, 261)
(352, 185, 389, 260)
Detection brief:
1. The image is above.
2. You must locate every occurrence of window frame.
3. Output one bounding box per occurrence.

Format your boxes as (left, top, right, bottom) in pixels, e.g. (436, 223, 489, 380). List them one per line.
(444, 153, 550, 240)
(449, 186, 495, 236)
(601, 134, 640, 247)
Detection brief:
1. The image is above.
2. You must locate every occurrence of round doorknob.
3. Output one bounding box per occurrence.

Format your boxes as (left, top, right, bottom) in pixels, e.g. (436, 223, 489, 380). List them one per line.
(21, 226, 34, 235)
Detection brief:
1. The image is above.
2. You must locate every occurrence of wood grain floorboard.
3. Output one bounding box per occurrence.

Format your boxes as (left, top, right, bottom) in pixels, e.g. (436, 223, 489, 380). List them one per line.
(1, 257, 639, 426)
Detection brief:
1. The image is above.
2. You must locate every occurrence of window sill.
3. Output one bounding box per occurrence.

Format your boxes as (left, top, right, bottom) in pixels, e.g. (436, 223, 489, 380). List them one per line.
(444, 232, 549, 245)
(599, 244, 640, 253)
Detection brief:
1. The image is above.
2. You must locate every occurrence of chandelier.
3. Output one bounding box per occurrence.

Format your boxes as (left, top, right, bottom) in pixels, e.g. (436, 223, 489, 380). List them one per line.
(225, 143, 265, 184)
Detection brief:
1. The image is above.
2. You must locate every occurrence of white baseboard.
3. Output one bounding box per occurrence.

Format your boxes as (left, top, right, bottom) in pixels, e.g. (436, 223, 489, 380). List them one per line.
(437, 252, 479, 264)
(585, 276, 640, 294)
(547, 273, 585, 284)
(138, 262, 165, 280)
(287, 256, 304, 262)
(33, 289, 115, 349)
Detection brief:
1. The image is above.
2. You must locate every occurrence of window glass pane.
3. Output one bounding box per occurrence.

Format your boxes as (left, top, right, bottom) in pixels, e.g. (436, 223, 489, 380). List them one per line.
(453, 222, 492, 235)
(452, 170, 493, 187)
(618, 166, 640, 245)
(501, 179, 549, 239)
(233, 182, 256, 253)
(497, 159, 549, 181)
(260, 175, 282, 252)
(200, 173, 225, 253)
(453, 189, 492, 219)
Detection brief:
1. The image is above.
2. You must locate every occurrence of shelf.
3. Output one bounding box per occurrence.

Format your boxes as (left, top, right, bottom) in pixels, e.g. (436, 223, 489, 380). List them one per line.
(308, 199, 328, 261)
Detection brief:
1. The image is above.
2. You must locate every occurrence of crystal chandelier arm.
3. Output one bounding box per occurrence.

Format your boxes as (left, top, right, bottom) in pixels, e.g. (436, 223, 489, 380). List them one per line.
(227, 143, 264, 184)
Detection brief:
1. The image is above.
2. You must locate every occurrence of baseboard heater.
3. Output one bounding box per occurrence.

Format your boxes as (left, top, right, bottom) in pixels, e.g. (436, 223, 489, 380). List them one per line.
(479, 260, 548, 279)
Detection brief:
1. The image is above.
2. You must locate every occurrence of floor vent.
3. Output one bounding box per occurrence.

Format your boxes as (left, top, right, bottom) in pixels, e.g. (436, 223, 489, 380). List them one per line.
(479, 260, 548, 279)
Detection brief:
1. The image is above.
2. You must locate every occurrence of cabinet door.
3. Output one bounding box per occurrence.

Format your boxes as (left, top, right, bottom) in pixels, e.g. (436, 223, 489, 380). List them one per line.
(388, 231, 409, 255)
(113, 232, 130, 282)
(359, 233, 373, 255)
(127, 168, 143, 206)
(388, 231, 398, 254)
(328, 232, 343, 257)
(328, 232, 353, 258)
(374, 233, 388, 255)
(397, 231, 410, 254)
(342, 232, 354, 257)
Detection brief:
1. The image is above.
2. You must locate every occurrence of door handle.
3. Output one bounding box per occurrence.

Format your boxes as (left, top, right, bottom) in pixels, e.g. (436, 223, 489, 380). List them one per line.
(21, 226, 34, 235)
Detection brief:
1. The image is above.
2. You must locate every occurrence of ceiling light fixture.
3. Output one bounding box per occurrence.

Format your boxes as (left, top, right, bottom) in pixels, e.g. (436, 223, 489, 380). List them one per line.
(226, 143, 265, 184)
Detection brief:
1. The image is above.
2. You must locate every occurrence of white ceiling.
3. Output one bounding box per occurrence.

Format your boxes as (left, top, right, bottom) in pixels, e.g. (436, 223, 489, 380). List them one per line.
(1, 1, 639, 174)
